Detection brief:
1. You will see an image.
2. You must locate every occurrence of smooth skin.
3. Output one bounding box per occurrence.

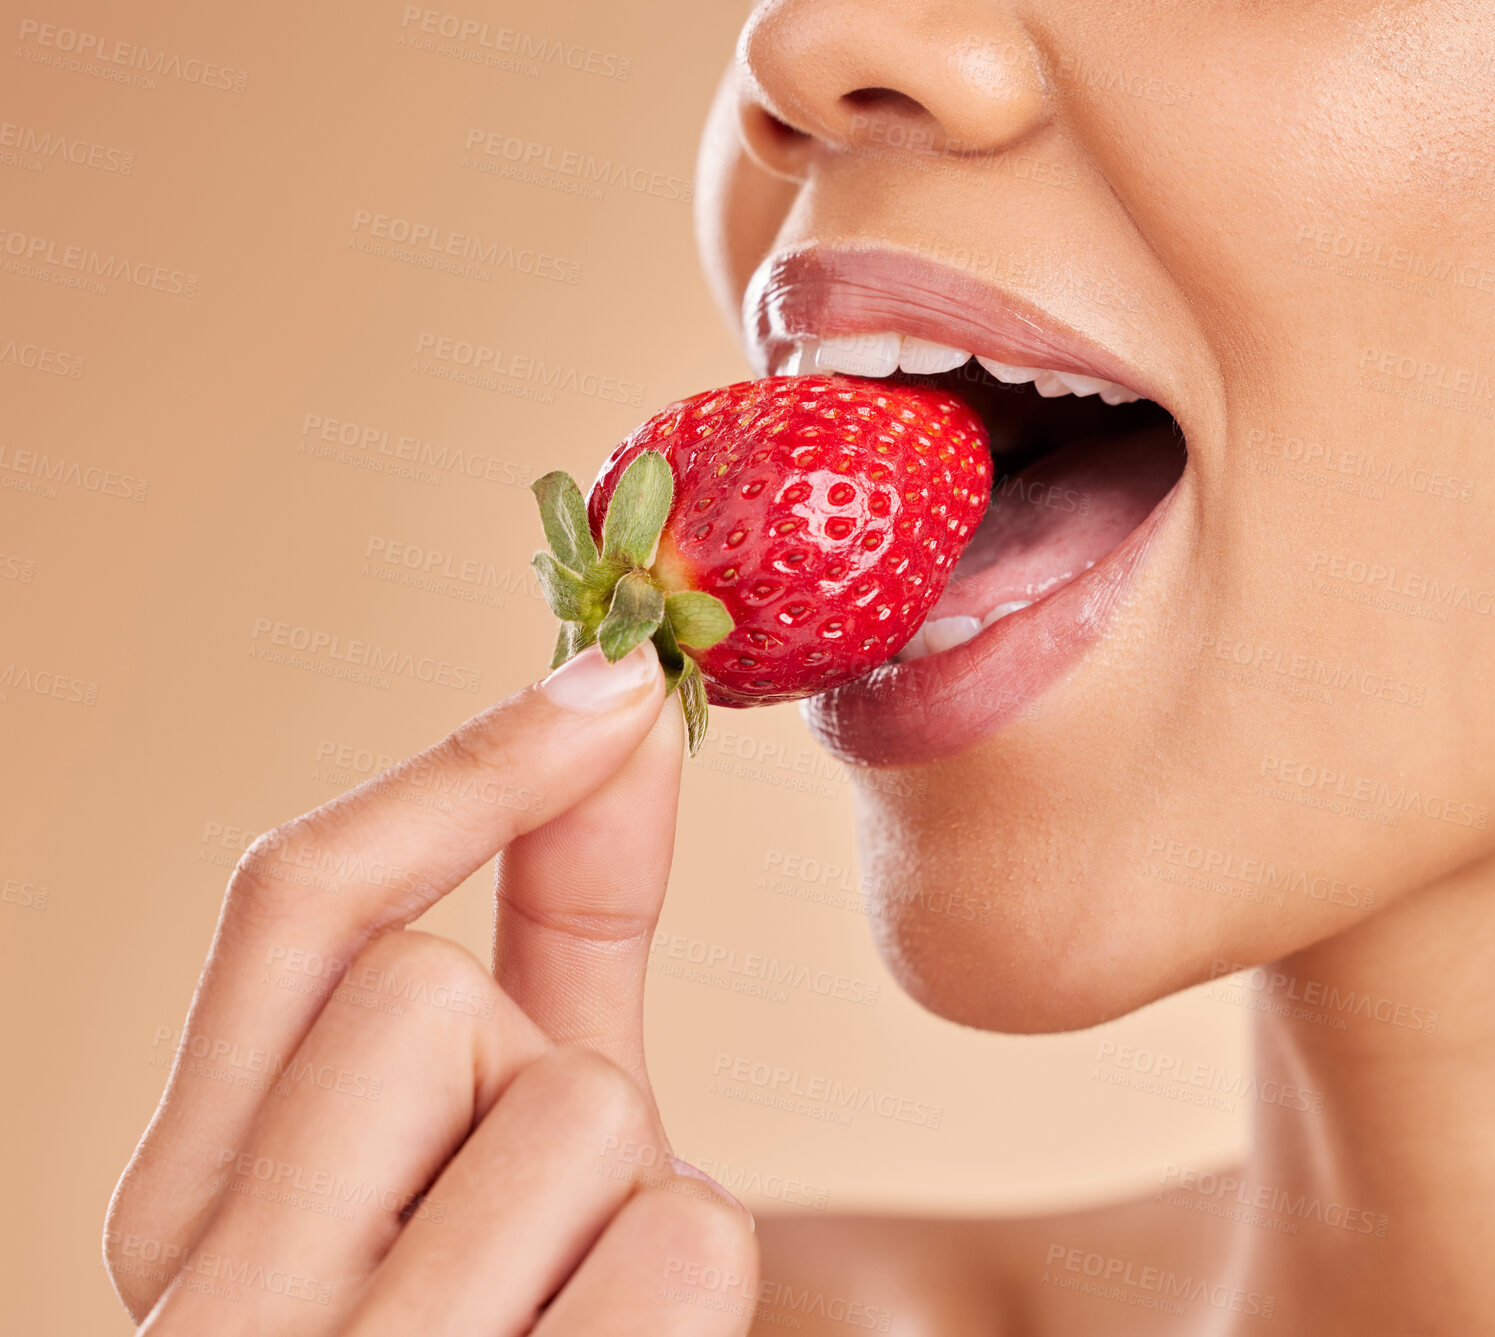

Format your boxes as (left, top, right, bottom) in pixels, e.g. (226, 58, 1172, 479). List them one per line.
(105, 642, 757, 1335)
(693, 1, 1495, 1334)
(109, 3, 1494, 1334)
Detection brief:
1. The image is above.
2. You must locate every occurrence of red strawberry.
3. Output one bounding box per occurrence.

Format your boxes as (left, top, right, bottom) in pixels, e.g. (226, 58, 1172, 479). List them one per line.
(530, 374, 989, 751)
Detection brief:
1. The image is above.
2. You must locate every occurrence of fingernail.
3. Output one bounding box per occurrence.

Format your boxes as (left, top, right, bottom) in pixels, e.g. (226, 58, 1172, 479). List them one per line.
(539, 641, 659, 713)
(667, 1155, 755, 1232)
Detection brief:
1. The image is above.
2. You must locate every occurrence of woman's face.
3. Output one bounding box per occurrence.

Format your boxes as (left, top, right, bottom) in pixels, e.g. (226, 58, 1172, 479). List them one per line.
(696, 0, 1495, 1031)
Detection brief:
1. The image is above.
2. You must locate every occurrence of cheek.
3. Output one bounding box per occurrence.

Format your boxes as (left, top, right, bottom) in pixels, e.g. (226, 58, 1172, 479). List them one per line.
(694, 65, 801, 333)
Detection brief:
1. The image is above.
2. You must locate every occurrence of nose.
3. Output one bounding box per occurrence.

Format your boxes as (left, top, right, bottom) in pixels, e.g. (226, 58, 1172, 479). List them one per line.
(736, 0, 1049, 178)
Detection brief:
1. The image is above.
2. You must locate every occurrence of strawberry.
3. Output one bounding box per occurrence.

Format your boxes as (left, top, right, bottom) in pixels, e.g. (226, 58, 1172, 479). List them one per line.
(530, 374, 989, 751)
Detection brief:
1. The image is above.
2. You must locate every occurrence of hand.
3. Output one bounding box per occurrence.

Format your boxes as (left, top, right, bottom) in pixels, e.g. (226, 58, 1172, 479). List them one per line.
(105, 643, 758, 1334)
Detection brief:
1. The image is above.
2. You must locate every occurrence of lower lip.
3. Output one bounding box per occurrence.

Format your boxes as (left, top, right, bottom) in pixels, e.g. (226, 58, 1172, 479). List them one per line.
(801, 484, 1182, 768)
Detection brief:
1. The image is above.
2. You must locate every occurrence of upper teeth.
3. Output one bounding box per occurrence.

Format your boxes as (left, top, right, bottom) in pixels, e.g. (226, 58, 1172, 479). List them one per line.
(778, 333, 1140, 404)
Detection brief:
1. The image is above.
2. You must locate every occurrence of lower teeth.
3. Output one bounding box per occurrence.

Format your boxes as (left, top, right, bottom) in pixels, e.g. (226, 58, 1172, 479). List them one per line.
(922, 616, 980, 655)
(898, 600, 1034, 662)
(981, 600, 1032, 627)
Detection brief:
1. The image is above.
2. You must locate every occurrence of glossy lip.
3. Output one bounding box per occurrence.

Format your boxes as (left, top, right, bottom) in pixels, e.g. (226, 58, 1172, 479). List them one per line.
(740, 244, 1189, 768)
(744, 243, 1169, 404)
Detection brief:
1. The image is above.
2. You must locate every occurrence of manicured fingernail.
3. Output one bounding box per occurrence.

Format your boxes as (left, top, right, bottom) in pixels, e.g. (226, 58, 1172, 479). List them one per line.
(667, 1155, 755, 1231)
(539, 641, 659, 713)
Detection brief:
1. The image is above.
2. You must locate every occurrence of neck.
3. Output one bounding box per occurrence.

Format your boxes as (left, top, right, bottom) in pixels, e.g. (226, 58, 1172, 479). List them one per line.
(1232, 861, 1495, 1335)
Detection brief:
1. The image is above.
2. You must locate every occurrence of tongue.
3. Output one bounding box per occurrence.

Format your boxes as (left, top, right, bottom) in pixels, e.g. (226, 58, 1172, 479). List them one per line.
(930, 423, 1184, 620)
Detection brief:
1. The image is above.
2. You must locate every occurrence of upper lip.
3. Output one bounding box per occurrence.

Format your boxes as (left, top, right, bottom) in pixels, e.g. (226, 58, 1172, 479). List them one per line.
(742, 243, 1174, 413)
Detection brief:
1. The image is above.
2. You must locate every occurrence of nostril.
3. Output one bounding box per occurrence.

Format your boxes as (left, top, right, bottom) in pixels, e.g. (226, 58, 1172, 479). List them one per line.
(842, 87, 929, 118)
(840, 87, 942, 149)
(745, 103, 810, 148)
(764, 108, 810, 143)
(737, 101, 815, 180)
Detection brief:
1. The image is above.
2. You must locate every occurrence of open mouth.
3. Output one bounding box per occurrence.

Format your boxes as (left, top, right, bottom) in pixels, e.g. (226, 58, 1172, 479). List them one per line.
(745, 244, 1192, 765)
(772, 333, 1185, 662)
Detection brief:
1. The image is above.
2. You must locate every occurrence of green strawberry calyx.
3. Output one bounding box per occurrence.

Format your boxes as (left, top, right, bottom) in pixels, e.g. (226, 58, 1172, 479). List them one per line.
(530, 449, 733, 755)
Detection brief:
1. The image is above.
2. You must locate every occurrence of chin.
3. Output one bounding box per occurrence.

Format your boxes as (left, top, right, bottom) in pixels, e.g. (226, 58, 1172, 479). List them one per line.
(844, 732, 1320, 1036)
(851, 798, 1156, 1035)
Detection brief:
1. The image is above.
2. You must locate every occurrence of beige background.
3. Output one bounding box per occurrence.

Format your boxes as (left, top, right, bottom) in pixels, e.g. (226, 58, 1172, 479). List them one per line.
(0, 1, 1246, 1329)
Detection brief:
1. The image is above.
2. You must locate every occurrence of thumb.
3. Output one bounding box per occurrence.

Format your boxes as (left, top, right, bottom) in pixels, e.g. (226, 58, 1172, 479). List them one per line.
(493, 692, 687, 1129)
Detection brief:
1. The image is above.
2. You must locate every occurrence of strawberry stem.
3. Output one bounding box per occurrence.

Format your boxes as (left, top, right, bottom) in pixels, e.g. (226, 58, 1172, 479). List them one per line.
(597, 571, 665, 661)
(529, 450, 733, 756)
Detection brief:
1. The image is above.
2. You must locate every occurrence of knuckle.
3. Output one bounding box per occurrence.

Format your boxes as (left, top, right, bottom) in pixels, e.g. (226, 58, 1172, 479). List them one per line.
(347, 929, 494, 1002)
(519, 1046, 655, 1145)
(631, 1184, 759, 1279)
(226, 798, 435, 922)
(428, 712, 509, 779)
(226, 814, 319, 910)
(497, 883, 657, 949)
(339, 932, 541, 1072)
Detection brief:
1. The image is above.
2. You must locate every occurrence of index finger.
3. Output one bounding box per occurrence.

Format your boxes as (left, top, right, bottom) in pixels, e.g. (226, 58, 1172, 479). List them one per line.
(111, 643, 664, 1250)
